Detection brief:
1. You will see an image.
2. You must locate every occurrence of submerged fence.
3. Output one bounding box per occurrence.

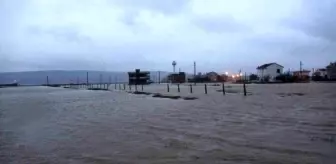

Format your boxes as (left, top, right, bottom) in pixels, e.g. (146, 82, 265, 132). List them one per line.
(61, 82, 249, 97)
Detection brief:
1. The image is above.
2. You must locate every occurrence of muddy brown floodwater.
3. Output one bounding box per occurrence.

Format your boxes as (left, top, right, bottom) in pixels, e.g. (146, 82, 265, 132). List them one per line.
(0, 83, 335, 164)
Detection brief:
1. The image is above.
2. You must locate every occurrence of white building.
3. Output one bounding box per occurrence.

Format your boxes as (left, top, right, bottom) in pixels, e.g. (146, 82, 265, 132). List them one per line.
(313, 68, 327, 78)
(257, 63, 284, 82)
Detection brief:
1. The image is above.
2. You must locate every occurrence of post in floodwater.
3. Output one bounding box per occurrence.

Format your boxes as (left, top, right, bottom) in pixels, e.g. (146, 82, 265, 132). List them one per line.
(243, 72, 247, 96)
(222, 83, 225, 95)
(86, 72, 89, 87)
(46, 76, 49, 86)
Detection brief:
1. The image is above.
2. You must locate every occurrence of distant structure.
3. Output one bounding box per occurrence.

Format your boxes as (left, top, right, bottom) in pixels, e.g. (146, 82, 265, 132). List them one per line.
(172, 61, 177, 73)
(327, 62, 336, 80)
(0, 80, 19, 87)
(257, 62, 283, 82)
(168, 72, 186, 83)
(292, 69, 311, 82)
(292, 70, 310, 77)
(206, 72, 219, 82)
(128, 69, 150, 85)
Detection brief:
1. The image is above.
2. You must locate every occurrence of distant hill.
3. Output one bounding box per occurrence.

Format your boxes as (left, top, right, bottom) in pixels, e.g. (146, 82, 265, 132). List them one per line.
(0, 70, 170, 85)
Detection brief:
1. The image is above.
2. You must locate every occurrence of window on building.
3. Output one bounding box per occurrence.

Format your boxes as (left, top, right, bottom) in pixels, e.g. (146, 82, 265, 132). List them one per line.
(277, 69, 280, 73)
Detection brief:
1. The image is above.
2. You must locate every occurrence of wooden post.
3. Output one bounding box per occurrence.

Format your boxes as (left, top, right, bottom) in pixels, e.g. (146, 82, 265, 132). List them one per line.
(167, 84, 170, 92)
(135, 84, 138, 91)
(177, 84, 180, 92)
(243, 73, 247, 96)
(204, 84, 207, 94)
(46, 76, 49, 86)
(190, 84, 193, 93)
(119, 84, 121, 90)
(86, 72, 89, 87)
(222, 83, 225, 95)
(141, 84, 143, 91)
(129, 84, 131, 91)
(115, 83, 117, 89)
(123, 84, 126, 90)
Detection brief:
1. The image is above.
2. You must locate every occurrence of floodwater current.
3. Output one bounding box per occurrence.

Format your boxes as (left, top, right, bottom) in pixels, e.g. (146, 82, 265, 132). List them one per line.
(0, 85, 335, 164)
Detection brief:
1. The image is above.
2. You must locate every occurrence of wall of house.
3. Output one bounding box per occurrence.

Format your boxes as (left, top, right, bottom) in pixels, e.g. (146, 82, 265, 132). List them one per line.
(257, 64, 283, 81)
(327, 66, 336, 80)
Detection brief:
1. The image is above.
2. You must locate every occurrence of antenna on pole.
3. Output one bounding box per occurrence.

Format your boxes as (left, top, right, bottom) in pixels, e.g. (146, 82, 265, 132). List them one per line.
(172, 61, 177, 73)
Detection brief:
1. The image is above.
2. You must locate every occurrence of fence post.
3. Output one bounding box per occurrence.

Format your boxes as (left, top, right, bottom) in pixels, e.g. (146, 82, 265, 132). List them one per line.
(115, 83, 117, 89)
(141, 85, 143, 91)
(177, 84, 180, 92)
(124, 84, 126, 90)
(119, 84, 121, 90)
(243, 81, 247, 96)
(167, 84, 170, 92)
(204, 84, 207, 94)
(135, 84, 138, 91)
(190, 84, 193, 93)
(129, 84, 131, 91)
(222, 83, 225, 95)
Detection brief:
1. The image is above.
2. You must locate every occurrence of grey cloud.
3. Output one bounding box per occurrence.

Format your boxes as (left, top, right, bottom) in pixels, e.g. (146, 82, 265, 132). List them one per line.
(286, 0, 336, 42)
(26, 26, 92, 43)
(193, 15, 251, 33)
(112, 0, 190, 15)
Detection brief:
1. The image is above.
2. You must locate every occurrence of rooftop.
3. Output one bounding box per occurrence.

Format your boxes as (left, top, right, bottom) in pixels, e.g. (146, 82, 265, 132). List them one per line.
(257, 63, 284, 69)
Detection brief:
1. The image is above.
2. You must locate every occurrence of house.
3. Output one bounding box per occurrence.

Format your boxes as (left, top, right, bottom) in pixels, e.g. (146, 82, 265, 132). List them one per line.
(206, 72, 219, 82)
(312, 68, 327, 81)
(314, 68, 328, 78)
(128, 69, 150, 85)
(292, 69, 311, 77)
(168, 72, 186, 83)
(326, 62, 336, 80)
(292, 69, 311, 82)
(257, 63, 284, 82)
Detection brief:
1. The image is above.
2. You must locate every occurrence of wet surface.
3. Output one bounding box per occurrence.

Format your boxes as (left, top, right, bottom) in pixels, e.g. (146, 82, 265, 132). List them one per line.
(0, 84, 336, 164)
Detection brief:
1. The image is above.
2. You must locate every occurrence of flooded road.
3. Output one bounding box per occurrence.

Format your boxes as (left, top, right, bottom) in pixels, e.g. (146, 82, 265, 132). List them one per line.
(0, 85, 335, 164)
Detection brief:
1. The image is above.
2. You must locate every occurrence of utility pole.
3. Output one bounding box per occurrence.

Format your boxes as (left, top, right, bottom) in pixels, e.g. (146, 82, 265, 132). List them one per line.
(86, 72, 89, 85)
(300, 61, 303, 77)
(194, 61, 196, 85)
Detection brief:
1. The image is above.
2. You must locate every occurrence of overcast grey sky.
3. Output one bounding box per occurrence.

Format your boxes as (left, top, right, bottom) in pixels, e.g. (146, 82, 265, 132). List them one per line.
(1, 0, 335, 73)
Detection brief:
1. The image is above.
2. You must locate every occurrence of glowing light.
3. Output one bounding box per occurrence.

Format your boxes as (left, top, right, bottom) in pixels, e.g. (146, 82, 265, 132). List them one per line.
(232, 75, 235, 78)
(225, 72, 228, 75)
(240, 73, 243, 76)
